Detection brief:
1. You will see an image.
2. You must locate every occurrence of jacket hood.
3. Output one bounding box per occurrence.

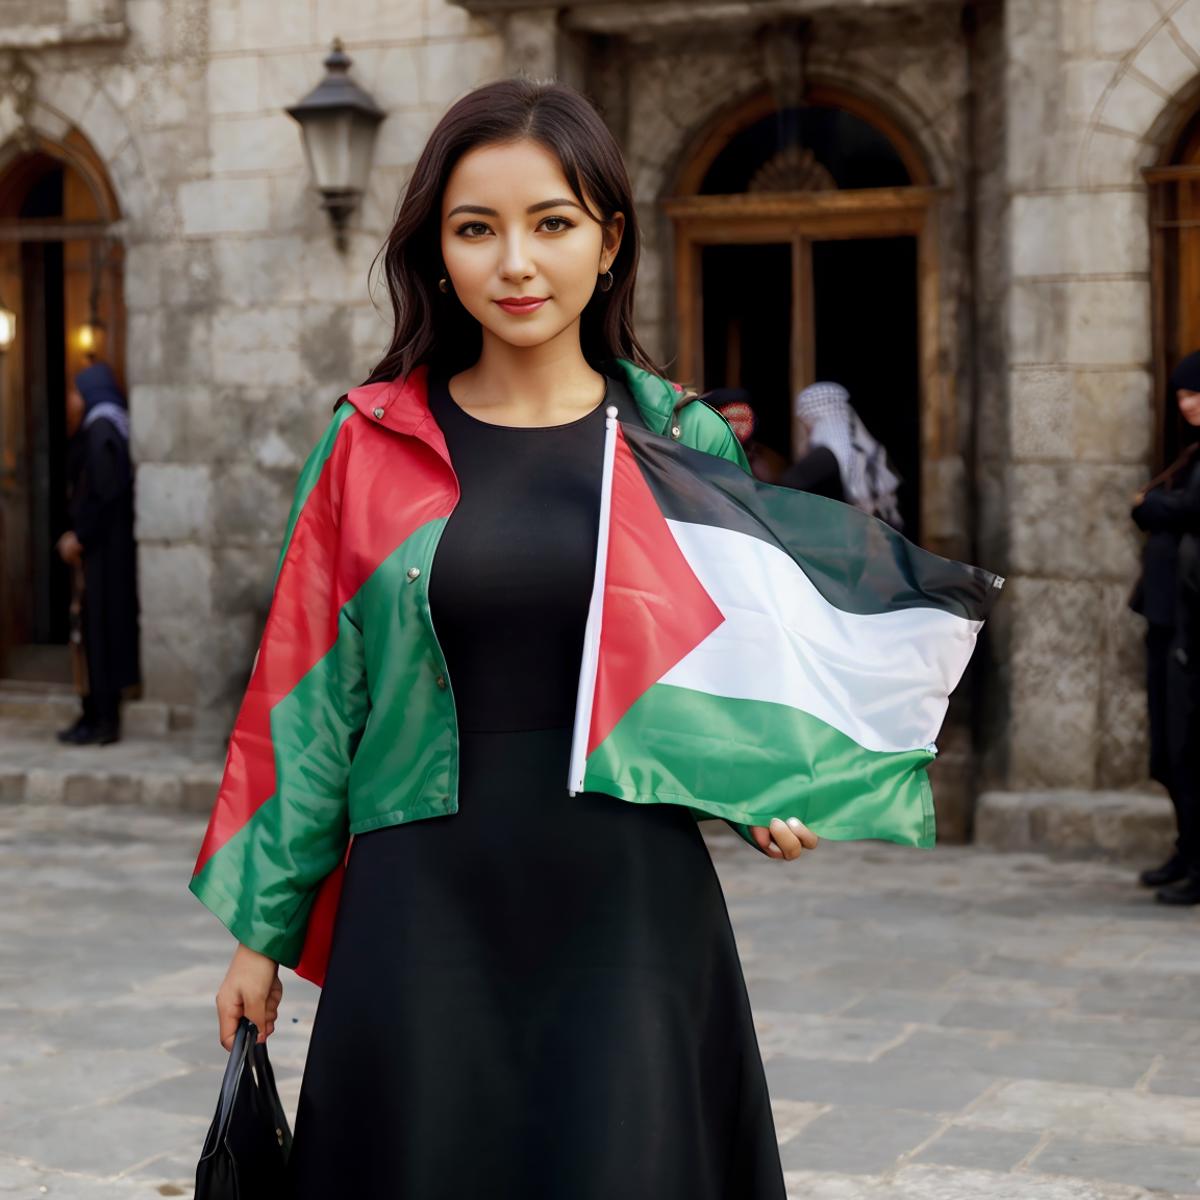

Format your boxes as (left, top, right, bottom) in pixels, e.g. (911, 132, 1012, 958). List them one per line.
(341, 358, 689, 440)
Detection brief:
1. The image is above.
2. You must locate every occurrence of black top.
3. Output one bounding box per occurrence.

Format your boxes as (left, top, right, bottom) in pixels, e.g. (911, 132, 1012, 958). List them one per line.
(777, 445, 846, 502)
(426, 366, 646, 733)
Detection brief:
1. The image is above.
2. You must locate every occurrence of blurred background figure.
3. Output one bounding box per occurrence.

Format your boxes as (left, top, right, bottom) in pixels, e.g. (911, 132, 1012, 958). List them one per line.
(54, 362, 140, 746)
(1131, 349, 1200, 905)
(791, 382, 903, 529)
(706, 386, 790, 483)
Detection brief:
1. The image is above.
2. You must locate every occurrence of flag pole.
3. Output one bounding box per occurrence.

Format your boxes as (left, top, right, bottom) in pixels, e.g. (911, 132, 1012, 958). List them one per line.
(568, 406, 620, 796)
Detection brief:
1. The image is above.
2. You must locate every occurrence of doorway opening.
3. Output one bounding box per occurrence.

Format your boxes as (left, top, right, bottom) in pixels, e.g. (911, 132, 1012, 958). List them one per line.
(700, 242, 792, 454)
(1148, 105, 1200, 470)
(0, 132, 125, 683)
(812, 236, 920, 534)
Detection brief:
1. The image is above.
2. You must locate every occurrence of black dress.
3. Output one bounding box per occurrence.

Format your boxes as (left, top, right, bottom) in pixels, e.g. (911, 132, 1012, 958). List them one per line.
(286, 367, 786, 1199)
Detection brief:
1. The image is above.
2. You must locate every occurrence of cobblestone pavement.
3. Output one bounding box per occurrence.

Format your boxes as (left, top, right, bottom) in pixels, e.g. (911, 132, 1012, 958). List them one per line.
(1, 802, 1198, 1199)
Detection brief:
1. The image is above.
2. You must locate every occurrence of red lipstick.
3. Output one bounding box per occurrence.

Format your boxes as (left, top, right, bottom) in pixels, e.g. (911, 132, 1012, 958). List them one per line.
(495, 296, 548, 314)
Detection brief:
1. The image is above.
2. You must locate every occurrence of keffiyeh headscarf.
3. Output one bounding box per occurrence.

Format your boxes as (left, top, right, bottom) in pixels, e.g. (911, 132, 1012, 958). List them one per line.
(794, 382, 903, 529)
(77, 361, 130, 442)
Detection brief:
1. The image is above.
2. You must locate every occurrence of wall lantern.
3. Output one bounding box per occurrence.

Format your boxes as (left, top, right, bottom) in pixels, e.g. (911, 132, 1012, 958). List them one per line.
(77, 319, 104, 358)
(286, 38, 385, 252)
(0, 298, 15, 353)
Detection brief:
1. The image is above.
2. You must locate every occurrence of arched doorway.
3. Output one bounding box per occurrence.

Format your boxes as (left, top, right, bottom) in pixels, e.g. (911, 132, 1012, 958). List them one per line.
(665, 85, 940, 542)
(1147, 106, 1200, 469)
(0, 129, 125, 681)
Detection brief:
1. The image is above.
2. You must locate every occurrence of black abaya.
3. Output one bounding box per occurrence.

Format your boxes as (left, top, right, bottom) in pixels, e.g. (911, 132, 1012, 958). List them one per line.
(66, 414, 140, 719)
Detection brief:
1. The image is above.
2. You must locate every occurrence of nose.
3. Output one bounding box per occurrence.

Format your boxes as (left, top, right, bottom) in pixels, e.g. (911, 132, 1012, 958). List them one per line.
(498, 231, 536, 282)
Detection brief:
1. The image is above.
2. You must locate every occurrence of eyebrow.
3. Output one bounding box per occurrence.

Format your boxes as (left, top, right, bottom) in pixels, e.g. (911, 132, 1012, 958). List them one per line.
(446, 198, 584, 219)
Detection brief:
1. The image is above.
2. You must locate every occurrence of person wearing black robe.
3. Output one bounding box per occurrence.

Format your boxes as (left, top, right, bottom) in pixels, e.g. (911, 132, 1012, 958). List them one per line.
(55, 362, 140, 745)
(1131, 350, 1200, 904)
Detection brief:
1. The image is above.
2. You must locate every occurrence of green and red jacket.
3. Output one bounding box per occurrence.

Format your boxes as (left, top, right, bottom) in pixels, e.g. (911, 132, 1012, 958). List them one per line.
(189, 357, 761, 985)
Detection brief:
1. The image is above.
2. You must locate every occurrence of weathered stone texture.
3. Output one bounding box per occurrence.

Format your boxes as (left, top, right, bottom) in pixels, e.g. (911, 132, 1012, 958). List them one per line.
(5, 0, 1195, 797)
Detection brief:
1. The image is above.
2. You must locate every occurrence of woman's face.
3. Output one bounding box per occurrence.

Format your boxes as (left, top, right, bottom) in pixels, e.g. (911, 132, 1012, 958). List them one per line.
(440, 137, 624, 353)
(1180, 389, 1200, 426)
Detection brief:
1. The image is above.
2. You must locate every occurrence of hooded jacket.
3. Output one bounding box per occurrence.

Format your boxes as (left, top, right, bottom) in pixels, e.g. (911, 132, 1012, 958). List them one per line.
(189, 357, 762, 984)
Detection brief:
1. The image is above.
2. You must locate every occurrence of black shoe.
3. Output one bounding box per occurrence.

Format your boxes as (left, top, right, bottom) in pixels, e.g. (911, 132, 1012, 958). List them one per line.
(58, 721, 100, 745)
(1139, 853, 1190, 888)
(95, 720, 120, 746)
(1155, 872, 1200, 906)
(56, 719, 82, 743)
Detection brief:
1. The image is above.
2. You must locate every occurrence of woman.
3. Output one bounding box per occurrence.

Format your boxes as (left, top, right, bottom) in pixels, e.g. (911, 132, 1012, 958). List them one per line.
(1131, 350, 1200, 905)
(55, 361, 140, 746)
(192, 79, 817, 1197)
(791, 380, 901, 525)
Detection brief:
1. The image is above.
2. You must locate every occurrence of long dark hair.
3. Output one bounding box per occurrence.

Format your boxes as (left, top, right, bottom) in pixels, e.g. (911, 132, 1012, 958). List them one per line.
(362, 77, 662, 385)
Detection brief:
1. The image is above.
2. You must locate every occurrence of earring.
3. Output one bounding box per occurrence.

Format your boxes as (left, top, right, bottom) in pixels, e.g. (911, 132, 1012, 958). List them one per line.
(438, 276, 450, 294)
(598, 269, 614, 293)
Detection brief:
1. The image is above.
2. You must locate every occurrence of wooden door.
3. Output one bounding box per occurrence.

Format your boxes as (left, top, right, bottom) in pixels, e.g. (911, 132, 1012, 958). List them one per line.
(1147, 114, 1200, 469)
(666, 188, 944, 547)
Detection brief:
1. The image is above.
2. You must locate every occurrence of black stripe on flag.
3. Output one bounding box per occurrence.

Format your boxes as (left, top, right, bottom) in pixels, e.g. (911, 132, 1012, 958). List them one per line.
(621, 421, 1003, 621)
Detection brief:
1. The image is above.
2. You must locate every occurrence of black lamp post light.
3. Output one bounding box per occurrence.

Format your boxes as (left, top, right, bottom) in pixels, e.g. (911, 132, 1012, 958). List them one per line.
(286, 38, 385, 252)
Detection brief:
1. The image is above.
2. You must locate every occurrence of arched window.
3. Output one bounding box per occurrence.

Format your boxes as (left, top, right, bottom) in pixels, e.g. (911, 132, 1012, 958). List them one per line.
(699, 104, 913, 195)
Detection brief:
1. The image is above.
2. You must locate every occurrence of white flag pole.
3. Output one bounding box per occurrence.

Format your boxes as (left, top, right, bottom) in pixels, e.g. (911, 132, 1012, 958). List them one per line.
(568, 406, 620, 796)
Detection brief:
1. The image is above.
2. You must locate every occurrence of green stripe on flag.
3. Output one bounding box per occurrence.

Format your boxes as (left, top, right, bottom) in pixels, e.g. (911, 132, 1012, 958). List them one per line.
(582, 682, 936, 848)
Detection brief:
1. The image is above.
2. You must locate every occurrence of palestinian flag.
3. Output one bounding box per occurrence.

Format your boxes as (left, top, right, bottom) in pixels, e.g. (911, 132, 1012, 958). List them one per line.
(568, 411, 1003, 848)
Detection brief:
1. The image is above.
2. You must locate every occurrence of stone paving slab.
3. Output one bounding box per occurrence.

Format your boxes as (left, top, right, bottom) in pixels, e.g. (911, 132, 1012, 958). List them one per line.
(0, 718, 221, 812)
(975, 789, 1175, 863)
(0, 801, 1197, 1199)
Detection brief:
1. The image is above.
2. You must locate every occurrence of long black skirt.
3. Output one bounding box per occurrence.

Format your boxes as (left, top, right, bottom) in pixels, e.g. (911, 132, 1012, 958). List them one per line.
(286, 726, 786, 1199)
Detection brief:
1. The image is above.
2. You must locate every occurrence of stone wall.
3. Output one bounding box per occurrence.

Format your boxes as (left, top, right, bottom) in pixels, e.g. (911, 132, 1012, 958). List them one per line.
(12, 0, 505, 744)
(8, 0, 1197, 802)
(991, 0, 1200, 791)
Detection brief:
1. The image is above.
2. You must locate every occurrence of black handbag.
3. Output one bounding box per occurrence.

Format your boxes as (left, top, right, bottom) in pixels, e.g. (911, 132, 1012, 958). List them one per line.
(195, 1017, 293, 1200)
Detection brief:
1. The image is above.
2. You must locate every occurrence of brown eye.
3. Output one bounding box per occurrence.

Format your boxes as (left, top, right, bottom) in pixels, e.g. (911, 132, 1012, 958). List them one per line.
(541, 216, 573, 232)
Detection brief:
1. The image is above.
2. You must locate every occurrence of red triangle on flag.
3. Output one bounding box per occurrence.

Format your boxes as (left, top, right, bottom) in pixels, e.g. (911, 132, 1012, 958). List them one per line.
(588, 425, 726, 755)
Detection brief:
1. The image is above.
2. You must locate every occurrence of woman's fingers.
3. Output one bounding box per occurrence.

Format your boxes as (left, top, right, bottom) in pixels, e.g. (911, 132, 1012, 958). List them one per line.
(768, 817, 819, 860)
(217, 992, 243, 1052)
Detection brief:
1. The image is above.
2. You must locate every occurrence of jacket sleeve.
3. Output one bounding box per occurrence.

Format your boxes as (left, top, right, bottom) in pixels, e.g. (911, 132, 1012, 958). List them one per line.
(188, 405, 370, 965)
(1133, 483, 1200, 535)
(674, 398, 768, 854)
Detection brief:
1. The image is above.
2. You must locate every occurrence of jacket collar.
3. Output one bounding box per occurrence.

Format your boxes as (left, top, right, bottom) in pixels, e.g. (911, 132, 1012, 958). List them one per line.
(342, 358, 689, 444)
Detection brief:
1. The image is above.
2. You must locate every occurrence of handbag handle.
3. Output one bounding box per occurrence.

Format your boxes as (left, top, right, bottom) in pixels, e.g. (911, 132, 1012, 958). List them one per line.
(212, 1017, 256, 1145)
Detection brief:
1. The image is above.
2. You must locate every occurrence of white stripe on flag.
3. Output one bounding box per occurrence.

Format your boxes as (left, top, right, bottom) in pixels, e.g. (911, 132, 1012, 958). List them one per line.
(660, 520, 983, 754)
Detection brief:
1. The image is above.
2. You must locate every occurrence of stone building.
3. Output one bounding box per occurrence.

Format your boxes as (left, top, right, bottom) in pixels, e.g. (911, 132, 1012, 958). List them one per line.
(0, 0, 1196, 835)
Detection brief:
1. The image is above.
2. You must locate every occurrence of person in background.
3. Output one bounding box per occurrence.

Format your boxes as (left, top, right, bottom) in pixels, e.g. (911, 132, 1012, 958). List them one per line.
(54, 361, 140, 746)
(1131, 350, 1200, 905)
(705, 387, 789, 482)
(792, 381, 902, 527)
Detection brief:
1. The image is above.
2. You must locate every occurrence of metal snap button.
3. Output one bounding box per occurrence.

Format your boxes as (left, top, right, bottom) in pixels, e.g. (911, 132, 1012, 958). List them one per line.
(406, 566, 421, 581)
(670, 424, 682, 438)
(435, 674, 447, 690)
(373, 406, 385, 419)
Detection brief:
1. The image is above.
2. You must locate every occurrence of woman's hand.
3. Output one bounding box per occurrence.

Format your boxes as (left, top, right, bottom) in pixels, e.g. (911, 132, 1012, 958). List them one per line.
(216, 943, 282, 1050)
(750, 817, 819, 861)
